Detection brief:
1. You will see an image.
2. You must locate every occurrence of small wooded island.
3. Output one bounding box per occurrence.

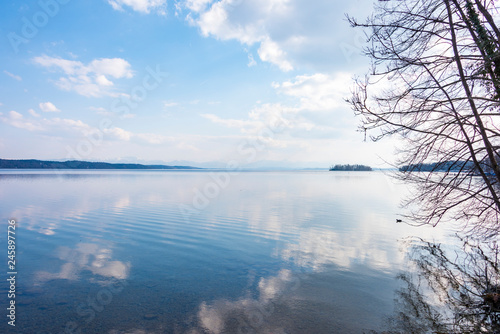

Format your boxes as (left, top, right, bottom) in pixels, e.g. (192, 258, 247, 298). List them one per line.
(329, 164, 372, 171)
(0, 158, 201, 170)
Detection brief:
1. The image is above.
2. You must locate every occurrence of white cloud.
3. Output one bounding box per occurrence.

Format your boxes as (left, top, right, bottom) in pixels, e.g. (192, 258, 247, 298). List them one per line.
(9, 111, 23, 120)
(90, 58, 134, 79)
(0, 111, 91, 135)
(193, 70, 377, 163)
(247, 52, 257, 67)
(182, 0, 374, 72)
(4, 70, 22, 81)
(33, 55, 83, 75)
(202, 113, 260, 130)
(28, 109, 41, 117)
(95, 75, 114, 86)
(108, 0, 167, 14)
(44, 117, 93, 133)
(89, 106, 135, 119)
(275, 72, 352, 111)
(1, 111, 170, 146)
(103, 127, 133, 141)
(1, 111, 45, 131)
(188, 0, 293, 71)
(39, 102, 61, 112)
(89, 106, 108, 113)
(135, 133, 173, 144)
(203, 72, 355, 139)
(185, 0, 213, 12)
(163, 101, 179, 108)
(33, 55, 134, 97)
(258, 37, 293, 71)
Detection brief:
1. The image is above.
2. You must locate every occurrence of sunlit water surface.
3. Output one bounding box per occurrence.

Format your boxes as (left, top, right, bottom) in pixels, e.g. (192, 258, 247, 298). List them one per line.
(0, 170, 454, 333)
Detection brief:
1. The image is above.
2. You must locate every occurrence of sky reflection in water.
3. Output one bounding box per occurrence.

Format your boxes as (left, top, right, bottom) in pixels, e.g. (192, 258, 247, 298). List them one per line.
(0, 170, 452, 333)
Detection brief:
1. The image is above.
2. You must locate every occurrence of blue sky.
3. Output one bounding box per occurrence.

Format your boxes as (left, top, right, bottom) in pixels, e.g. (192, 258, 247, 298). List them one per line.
(0, 0, 397, 168)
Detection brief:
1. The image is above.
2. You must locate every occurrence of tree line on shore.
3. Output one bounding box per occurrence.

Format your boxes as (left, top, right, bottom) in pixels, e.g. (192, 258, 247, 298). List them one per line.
(0, 158, 200, 170)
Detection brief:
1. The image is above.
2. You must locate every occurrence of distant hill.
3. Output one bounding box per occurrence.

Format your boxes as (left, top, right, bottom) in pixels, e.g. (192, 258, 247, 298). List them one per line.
(398, 160, 500, 176)
(399, 161, 475, 172)
(329, 164, 372, 171)
(0, 159, 201, 170)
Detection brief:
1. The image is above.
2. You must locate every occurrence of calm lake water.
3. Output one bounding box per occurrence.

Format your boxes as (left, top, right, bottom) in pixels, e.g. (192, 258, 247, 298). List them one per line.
(0, 170, 452, 333)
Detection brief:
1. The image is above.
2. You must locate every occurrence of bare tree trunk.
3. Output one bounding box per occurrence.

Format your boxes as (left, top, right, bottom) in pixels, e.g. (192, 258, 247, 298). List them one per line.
(446, 0, 500, 211)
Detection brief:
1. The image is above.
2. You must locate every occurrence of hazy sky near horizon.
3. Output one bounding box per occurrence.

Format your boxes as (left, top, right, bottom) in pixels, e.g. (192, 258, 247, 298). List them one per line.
(0, 0, 398, 167)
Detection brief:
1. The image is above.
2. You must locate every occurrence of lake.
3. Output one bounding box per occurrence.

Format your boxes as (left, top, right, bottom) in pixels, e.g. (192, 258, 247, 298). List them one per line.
(0, 170, 452, 333)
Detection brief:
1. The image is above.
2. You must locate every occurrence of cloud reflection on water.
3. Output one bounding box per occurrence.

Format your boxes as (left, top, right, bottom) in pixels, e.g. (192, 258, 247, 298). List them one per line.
(189, 269, 295, 334)
(34, 243, 130, 285)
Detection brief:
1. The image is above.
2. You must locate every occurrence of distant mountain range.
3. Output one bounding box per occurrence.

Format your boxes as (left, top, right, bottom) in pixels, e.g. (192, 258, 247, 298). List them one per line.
(163, 159, 332, 169)
(0, 159, 201, 170)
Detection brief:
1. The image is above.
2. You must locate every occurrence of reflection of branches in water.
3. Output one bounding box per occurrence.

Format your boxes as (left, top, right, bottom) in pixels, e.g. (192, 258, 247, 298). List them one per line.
(376, 237, 500, 334)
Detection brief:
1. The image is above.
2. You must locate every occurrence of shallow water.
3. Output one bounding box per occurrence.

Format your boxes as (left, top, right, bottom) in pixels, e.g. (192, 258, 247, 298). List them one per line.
(0, 170, 451, 333)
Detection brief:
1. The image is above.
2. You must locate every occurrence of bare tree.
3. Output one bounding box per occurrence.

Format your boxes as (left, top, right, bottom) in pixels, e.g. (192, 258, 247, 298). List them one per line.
(348, 0, 500, 236)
